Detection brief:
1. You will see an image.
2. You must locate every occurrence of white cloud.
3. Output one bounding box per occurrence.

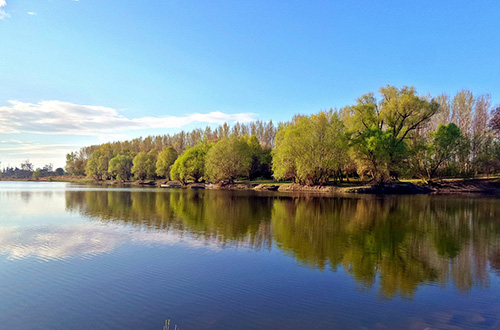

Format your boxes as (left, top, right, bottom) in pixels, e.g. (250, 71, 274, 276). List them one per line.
(27, 11, 36, 16)
(0, 0, 9, 20)
(0, 100, 257, 136)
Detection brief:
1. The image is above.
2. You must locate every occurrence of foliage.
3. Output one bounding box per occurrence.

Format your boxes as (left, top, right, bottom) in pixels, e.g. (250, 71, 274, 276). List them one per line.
(32, 169, 41, 180)
(156, 146, 178, 179)
(345, 86, 438, 182)
(86, 146, 116, 180)
(411, 123, 463, 180)
(273, 111, 348, 185)
(205, 136, 253, 183)
(350, 126, 407, 182)
(108, 154, 134, 181)
(132, 150, 157, 180)
(65, 152, 86, 176)
(63, 85, 500, 184)
(170, 143, 212, 184)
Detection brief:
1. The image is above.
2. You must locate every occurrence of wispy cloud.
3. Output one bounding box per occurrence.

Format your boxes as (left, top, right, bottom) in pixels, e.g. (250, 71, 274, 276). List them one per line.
(0, 0, 9, 20)
(0, 100, 257, 136)
(0, 140, 81, 168)
(27, 11, 36, 16)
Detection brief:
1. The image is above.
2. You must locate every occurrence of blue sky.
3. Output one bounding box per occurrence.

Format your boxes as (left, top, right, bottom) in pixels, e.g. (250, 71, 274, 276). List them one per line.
(1, 0, 499, 168)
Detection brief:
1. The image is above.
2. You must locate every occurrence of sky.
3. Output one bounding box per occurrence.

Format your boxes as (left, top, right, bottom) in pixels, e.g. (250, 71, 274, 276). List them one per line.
(1, 0, 499, 169)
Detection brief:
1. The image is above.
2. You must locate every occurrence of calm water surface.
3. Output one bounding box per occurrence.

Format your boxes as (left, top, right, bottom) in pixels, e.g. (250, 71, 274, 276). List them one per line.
(1, 181, 500, 329)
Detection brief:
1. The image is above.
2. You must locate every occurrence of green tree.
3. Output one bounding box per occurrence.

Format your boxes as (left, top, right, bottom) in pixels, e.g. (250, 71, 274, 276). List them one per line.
(345, 86, 439, 182)
(156, 146, 178, 179)
(145, 149, 158, 180)
(86, 146, 115, 180)
(242, 135, 272, 180)
(131, 152, 148, 180)
(32, 169, 41, 180)
(205, 136, 252, 183)
(66, 152, 86, 176)
(411, 123, 463, 180)
(86, 150, 101, 180)
(131, 150, 158, 180)
(350, 126, 408, 182)
(170, 142, 212, 184)
(273, 111, 348, 185)
(108, 154, 134, 181)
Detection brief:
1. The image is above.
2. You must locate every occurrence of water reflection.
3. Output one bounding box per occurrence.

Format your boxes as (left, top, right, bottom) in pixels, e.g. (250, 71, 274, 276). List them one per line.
(66, 190, 274, 250)
(272, 196, 500, 298)
(62, 190, 500, 299)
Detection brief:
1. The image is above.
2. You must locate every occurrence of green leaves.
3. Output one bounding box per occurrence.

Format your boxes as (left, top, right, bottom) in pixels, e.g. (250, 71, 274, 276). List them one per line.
(170, 142, 212, 184)
(272, 111, 348, 185)
(156, 147, 178, 179)
(205, 136, 253, 183)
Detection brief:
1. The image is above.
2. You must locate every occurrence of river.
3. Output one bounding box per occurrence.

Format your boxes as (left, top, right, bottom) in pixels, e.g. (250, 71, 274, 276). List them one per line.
(1, 181, 500, 329)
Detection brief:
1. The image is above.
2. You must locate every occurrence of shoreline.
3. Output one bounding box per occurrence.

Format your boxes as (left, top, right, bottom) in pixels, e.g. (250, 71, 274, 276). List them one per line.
(3, 177, 500, 196)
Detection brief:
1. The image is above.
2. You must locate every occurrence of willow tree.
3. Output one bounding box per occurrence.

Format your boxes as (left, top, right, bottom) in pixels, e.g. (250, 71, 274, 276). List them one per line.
(156, 146, 178, 179)
(345, 86, 439, 182)
(205, 136, 252, 183)
(272, 111, 348, 185)
(108, 153, 134, 181)
(170, 142, 212, 184)
(132, 150, 157, 180)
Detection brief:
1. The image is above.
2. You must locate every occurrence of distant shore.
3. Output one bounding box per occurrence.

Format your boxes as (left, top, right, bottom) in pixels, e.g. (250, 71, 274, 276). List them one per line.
(3, 176, 500, 196)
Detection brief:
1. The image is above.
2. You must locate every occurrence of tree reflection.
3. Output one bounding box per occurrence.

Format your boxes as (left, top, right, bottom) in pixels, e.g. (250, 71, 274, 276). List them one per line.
(65, 190, 500, 299)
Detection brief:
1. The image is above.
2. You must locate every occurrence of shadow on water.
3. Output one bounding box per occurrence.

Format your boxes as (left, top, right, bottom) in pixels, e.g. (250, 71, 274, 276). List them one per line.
(65, 189, 500, 300)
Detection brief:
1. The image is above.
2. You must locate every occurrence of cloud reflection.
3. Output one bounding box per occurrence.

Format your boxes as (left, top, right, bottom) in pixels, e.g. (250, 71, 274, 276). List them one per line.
(0, 224, 220, 261)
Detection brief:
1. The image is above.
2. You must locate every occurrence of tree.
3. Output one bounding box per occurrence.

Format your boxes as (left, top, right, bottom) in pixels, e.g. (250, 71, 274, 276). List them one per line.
(132, 152, 149, 180)
(451, 89, 474, 138)
(145, 149, 158, 180)
(55, 168, 65, 176)
(350, 126, 407, 182)
(471, 95, 493, 175)
(156, 146, 178, 179)
(66, 152, 86, 176)
(345, 86, 439, 182)
(86, 146, 115, 180)
(242, 135, 272, 180)
(86, 150, 101, 180)
(205, 136, 252, 183)
(273, 111, 348, 185)
(32, 169, 41, 180)
(490, 105, 500, 137)
(412, 124, 463, 180)
(20, 160, 34, 172)
(170, 143, 212, 184)
(108, 154, 133, 181)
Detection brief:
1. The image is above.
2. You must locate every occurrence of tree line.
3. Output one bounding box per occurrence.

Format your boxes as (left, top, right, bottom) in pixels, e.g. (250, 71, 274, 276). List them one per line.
(65, 85, 500, 184)
(0, 161, 65, 180)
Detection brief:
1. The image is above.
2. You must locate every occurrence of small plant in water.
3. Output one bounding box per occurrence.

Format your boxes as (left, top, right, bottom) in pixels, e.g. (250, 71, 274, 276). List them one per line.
(163, 319, 180, 330)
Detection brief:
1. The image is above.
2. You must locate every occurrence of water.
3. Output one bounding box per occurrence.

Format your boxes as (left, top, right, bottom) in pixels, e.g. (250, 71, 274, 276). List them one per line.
(1, 181, 500, 329)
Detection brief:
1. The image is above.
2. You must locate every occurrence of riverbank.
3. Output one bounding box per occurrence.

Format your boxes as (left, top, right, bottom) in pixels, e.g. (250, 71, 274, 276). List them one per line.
(2, 176, 499, 195)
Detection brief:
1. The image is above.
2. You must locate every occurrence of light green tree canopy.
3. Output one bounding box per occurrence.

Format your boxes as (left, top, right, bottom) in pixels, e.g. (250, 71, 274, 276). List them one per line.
(156, 146, 178, 179)
(170, 142, 212, 184)
(272, 111, 348, 185)
(108, 153, 134, 181)
(345, 86, 439, 182)
(205, 135, 253, 183)
(131, 150, 158, 180)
